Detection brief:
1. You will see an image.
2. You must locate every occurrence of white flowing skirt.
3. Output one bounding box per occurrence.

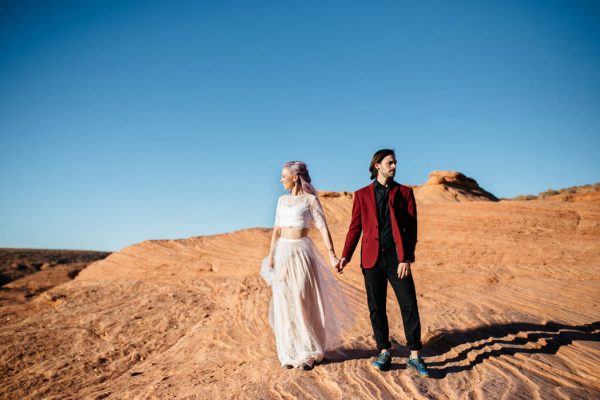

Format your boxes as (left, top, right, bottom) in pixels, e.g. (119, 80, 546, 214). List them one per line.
(260, 237, 352, 368)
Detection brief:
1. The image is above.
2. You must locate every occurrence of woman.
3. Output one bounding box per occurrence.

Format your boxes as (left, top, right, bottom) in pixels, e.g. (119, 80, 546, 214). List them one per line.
(260, 161, 352, 370)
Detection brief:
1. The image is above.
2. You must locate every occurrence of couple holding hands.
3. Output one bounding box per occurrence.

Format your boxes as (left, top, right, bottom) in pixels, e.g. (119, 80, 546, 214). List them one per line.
(260, 149, 429, 377)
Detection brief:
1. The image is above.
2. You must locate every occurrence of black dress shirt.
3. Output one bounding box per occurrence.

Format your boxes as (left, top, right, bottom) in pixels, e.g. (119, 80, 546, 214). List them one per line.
(374, 179, 395, 251)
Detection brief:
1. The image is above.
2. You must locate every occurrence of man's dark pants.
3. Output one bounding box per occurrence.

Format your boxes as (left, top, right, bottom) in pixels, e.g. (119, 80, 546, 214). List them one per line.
(362, 246, 423, 352)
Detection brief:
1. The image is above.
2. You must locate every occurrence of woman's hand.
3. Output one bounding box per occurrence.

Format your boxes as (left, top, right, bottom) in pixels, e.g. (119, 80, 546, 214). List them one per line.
(268, 253, 275, 268)
(328, 251, 340, 269)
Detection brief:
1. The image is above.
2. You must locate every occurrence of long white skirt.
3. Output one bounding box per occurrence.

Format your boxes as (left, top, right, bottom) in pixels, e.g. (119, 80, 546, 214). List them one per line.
(260, 237, 352, 368)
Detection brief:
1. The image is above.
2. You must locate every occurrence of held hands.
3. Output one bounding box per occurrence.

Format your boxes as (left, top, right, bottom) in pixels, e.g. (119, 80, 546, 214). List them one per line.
(328, 251, 340, 269)
(328, 250, 347, 275)
(397, 262, 411, 279)
(336, 257, 348, 274)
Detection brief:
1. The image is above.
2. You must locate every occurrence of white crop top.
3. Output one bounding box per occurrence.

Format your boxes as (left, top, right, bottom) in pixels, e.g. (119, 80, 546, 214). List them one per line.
(274, 193, 327, 230)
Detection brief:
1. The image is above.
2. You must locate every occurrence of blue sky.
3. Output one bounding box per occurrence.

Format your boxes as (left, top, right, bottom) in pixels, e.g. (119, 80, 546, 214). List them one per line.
(1, 0, 599, 251)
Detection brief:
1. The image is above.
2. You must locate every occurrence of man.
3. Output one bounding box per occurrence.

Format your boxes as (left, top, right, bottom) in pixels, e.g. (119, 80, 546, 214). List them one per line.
(338, 149, 429, 376)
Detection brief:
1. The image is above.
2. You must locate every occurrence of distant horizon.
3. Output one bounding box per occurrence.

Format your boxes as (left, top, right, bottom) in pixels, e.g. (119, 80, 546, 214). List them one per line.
(1, 176, 596, 253)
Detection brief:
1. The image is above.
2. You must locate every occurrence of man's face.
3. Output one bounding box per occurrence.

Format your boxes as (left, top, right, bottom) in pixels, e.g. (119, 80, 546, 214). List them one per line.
(376, 155, 396, 179)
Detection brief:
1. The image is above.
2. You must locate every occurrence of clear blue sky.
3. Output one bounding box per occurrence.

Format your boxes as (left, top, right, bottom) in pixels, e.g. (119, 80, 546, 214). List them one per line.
(1, 0, 599, 251)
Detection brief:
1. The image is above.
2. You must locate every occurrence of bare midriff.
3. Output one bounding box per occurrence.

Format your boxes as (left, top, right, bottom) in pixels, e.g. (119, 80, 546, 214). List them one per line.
(280, 227, 309, 239)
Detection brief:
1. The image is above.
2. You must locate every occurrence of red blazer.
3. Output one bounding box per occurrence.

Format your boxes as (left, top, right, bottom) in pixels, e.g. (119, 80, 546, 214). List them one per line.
(341, 180, 417, 268)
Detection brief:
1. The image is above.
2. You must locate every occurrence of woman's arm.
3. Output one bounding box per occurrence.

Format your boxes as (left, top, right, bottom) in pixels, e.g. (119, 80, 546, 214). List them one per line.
(267, 226, 281, 266)
(267, 197, 283, 266)
(318, 224, 339, 267)
(309, 195, 339, 267)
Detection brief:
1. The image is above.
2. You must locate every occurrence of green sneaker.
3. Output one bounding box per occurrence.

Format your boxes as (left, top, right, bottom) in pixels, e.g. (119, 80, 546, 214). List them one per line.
(371, 351, 392, 371)
(407, 356, 429, 377)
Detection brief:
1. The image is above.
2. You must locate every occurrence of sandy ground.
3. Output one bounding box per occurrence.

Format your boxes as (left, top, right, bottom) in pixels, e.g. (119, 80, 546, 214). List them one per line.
(1, 178, 599, 399)
(0, 249, 110, 319)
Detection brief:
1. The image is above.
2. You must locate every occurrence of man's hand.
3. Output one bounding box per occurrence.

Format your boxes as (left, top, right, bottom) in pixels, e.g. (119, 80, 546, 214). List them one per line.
(397, 262, 411, 279)
(337, 257, 348, 274)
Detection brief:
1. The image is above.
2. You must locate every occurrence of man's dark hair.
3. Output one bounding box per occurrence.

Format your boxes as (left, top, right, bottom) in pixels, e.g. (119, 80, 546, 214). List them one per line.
(369, 149, 396, 180)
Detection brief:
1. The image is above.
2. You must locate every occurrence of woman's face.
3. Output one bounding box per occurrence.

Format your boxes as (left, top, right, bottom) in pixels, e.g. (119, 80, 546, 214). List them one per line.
(280, 167, 296, 190)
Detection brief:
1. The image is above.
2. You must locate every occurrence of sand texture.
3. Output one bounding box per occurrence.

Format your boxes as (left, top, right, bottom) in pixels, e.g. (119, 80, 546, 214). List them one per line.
(1, 173, 599, 399)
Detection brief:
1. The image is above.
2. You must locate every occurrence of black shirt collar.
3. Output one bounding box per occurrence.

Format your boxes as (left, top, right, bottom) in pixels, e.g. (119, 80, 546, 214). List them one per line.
(374, 179, 395, 190)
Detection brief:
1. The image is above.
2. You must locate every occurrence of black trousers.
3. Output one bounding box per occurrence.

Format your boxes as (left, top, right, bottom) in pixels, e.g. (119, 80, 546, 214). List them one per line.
(362, 247, 423, 351)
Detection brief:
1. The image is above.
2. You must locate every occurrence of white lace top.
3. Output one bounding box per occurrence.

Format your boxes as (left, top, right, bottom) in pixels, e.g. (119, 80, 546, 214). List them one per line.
(274, 193, 327, 230)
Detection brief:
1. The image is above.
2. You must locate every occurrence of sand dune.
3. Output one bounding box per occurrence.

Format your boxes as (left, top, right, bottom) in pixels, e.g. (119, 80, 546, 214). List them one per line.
(1, 173, 599, 399)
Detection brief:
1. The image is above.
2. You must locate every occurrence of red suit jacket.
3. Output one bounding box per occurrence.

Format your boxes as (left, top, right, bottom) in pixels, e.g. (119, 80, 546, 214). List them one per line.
(341, 180, 417, 268)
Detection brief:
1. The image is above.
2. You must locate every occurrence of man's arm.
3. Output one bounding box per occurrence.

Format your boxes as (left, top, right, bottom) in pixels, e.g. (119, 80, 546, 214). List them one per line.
(403, 187, 417, 263)
(341, 192, 362, 264)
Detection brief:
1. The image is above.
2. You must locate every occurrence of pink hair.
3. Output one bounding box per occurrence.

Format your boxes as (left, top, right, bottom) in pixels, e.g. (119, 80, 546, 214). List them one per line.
(283, 161, 317, 195)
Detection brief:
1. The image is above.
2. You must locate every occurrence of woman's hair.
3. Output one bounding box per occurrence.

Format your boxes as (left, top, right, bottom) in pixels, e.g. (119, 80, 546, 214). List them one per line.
(369, 149, 396, 180)
(283, 161, 316, 195)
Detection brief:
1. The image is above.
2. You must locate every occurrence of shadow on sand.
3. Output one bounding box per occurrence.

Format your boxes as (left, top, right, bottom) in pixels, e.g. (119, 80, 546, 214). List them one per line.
(322, 321, 600, 379)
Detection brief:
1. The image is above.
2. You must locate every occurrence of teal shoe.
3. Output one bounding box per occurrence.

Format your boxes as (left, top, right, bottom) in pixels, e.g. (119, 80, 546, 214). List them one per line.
(407, 356, 429, 377)
(371, 351, 392, 371)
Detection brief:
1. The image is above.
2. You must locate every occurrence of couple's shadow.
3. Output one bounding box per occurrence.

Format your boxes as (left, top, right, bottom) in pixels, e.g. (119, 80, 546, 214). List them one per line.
(321, 321, 600, 379)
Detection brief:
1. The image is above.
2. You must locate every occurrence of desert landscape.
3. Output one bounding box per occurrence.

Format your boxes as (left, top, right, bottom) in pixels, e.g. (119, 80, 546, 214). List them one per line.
(1, 171, 599, 400)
